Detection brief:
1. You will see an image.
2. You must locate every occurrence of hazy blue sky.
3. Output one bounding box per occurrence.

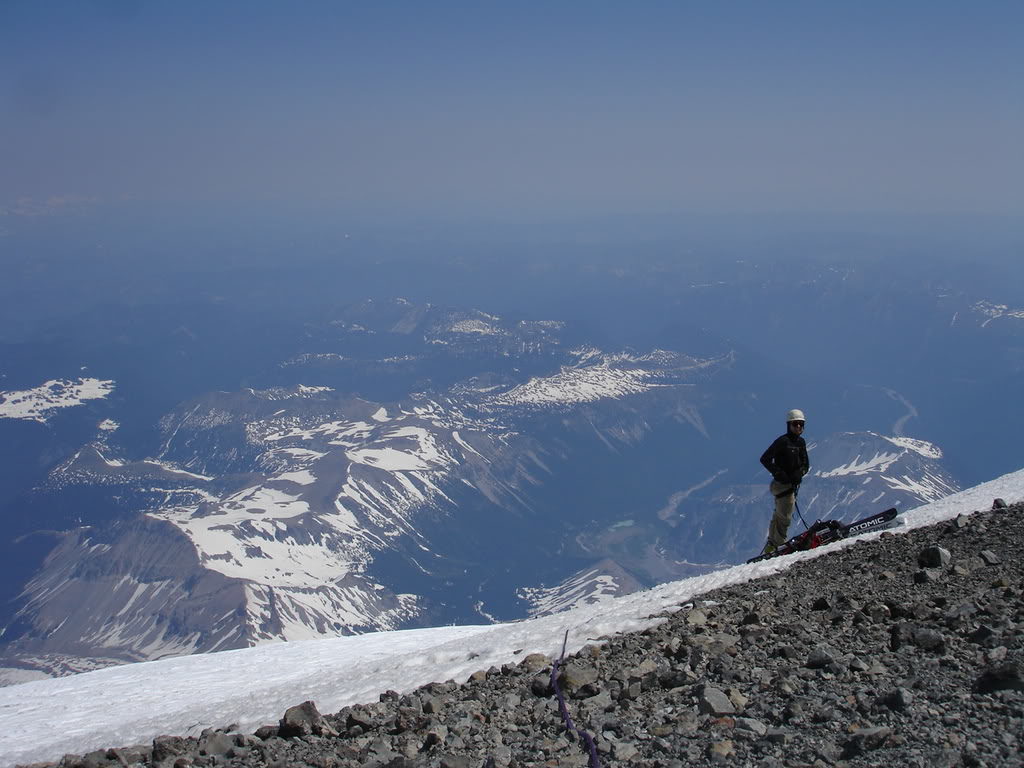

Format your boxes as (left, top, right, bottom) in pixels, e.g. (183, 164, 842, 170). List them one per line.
(2, 1, 1021, 220)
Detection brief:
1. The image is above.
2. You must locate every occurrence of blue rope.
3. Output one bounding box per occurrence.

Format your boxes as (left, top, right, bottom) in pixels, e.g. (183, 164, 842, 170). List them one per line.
(550, 630, 603, 768)
(795, 496, 812, 531)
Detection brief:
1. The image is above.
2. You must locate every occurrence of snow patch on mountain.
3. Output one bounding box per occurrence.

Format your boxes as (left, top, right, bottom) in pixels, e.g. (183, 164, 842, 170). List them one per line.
(276, 469, 317, 485)
(817, 451, 900, 478)
(280, 353, 346, 367)
(802, 432, 959, 517)
(516, 559, 642, 617)
(249, 385, 334, 401)
(0, 378, 114, 422)
(447, 318, 501, 335)
(815, 432, 942, 478)
(137, 392, 517, 644)
(880, 435, 942, 459)
(883, 470, 959, 501)
(486, 365, 662, 408)
(480, 350, 722, 411)
(141, 460, 214, 481)
(518, 571, 621, 616)
(972, 300, 1024, 327)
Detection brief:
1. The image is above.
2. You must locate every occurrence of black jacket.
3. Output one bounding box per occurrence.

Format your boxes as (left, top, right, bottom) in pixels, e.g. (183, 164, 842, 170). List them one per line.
(760, 432, 810, 485)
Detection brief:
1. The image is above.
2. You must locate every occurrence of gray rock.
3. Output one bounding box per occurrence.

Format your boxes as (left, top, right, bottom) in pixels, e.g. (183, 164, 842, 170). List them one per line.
(197, 730, 235, 756)
(439, 755, 475, 768)
(579, 689, 613, 714)
(279, 700, 337, 738)
(774, 644, 800, 660)
(811, 596, 832, 611)
(689, 632, 740, 654)
(561, 663, 598, 696)
(686, 608, 708, 626)
(727, 688, 749, 711)
(674, 708, 701, 735)
(866, 602, 891, 622)
(843, 726, 892, 757)
(151, 735, 191, 762)
(979, 550, 1001, 565)
(806, 644, 838, 669)
(986, 645, 1008, 663)
(766, 728, 793, 744)
(345, 706, 377, 731)
(974, 660, 1024, 692)
(530, 673, 552, 697)
(891, 623, 946, 653)
(520, 653, 551, 673)
(658, 667, 692, 689)
(424, 724, 449, 749)
(879, 686, 914, 711)
(992, 498, 1008, 509)
(707, 739, 734, 761)
(912, 626, 947, 652)
(79, 750, 113, 768)
(421, 695, 442, 714)
(612, 741, 639, 759)
(849, 657, 870, 672)
(970, 624, 999, 645)
(812, 705, 838, 722)
(925, 748, 963, 768)
(698, 685, 736, 715)
(918, 546, 952, 568)
(735, 717, 768, 737)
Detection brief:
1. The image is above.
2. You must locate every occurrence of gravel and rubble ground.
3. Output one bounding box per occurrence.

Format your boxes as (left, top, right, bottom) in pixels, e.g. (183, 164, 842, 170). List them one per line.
(23, 501, 1023, 768)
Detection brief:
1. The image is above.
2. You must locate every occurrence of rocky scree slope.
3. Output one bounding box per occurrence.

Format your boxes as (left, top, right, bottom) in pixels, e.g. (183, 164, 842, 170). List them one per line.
(35, 502, 1023, 768)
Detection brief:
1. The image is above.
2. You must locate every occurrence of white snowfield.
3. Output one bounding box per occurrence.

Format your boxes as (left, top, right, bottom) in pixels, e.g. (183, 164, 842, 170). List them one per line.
(0, 378, 115, 423)
(1, 468, 1021, 768)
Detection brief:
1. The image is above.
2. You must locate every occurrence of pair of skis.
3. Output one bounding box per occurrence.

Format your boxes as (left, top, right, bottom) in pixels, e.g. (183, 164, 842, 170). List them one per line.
(747, 506, 900, 563)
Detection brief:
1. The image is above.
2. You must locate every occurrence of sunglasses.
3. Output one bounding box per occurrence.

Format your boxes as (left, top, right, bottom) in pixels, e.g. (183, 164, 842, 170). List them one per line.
(789, 421, 805, 427)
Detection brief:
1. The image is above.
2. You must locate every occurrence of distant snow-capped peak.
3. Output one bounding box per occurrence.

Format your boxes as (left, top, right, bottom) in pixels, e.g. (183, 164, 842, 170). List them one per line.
(478, 349, 731, 412)
(972, 300, 1024, 327)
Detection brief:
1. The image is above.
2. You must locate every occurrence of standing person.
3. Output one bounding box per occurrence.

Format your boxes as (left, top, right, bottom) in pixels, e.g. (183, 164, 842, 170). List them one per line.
(759, 409, 810, 554)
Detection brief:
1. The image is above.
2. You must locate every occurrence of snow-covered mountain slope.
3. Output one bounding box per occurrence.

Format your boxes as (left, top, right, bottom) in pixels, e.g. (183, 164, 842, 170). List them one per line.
(0, 299, 968, 677)
(802, 431, 959, 517)
(1, 467, 1020, 768)
(3, 388, 527, 660)
(515, 558, 644, 617)
(0, 335, 740, 671)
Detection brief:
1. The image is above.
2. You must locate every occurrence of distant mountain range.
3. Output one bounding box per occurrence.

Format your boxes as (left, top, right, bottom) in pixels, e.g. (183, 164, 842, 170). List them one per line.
(0, 296, 964, 681)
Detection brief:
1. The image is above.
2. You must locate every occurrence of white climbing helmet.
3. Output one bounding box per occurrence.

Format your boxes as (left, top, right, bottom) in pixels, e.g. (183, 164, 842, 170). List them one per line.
(786, 409, 806, 423)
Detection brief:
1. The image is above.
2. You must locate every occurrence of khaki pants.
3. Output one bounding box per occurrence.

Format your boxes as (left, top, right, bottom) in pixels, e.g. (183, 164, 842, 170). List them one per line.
(766, 481, 797, 549)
